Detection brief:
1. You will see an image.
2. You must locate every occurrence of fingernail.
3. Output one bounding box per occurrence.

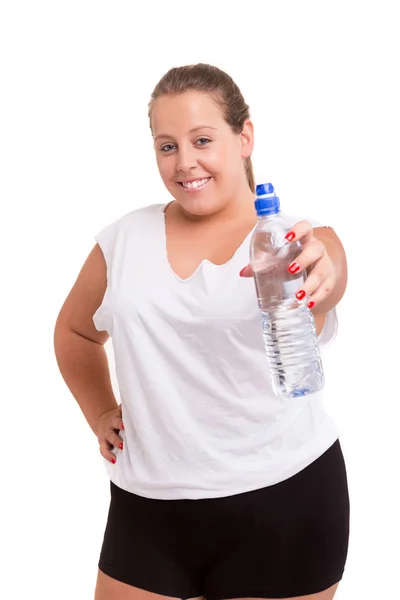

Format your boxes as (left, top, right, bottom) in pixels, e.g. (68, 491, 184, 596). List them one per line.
(111, 458, 116, 464)
(285, 231, 296, 241)
(239, 267, 246, 277)
(296, 290, 306, 300)
(120, 423, 124, 430)
(118, 442, 123, 450)
(288, 262, 300, 274)
(308, 301, 315, 309)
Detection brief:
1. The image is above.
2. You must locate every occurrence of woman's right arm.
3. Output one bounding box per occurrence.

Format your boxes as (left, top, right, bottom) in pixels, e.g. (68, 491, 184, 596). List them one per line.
(54, 244, 120, 439)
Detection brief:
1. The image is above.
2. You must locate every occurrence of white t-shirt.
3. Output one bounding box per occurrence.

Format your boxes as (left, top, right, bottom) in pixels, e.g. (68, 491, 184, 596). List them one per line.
(93, 203, 339, 500)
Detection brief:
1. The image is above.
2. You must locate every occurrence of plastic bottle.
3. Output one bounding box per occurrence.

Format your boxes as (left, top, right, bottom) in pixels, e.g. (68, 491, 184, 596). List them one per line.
(250, 183, 324, 398)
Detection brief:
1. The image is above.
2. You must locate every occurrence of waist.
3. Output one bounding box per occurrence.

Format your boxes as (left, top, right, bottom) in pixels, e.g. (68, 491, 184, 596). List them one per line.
(105, 392, 337, 499)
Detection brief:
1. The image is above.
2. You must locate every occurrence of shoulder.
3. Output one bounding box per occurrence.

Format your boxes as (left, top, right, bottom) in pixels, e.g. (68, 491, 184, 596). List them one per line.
(96, 202, 164, 235)
(94, 203, 164, 255)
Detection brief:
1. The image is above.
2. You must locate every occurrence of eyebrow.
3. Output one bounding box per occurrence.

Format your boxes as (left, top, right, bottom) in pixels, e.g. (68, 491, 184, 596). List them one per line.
(154, 126, 217, 141)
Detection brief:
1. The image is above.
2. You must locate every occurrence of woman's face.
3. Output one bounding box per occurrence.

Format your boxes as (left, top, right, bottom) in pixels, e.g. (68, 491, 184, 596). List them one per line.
(151, 91, 254, 217)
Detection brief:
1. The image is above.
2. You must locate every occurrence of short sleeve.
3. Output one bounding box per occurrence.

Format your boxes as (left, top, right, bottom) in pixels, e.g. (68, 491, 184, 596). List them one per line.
(92, 218, 120, 334)
(317, 305, 338, 347)
(94, 217, 120, 262)
(281, 212, 337, 347)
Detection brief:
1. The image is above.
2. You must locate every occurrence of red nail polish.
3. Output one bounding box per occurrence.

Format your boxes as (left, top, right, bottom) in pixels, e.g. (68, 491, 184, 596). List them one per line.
(296, 290, 306, 300)
(308, 301, 315, 309)
(285, 231, 296, 242)
(288, 263, 300, 274)
(111, 458, 116, 464)
(239, 267, 246, 277)
(118, 442, 123, 450)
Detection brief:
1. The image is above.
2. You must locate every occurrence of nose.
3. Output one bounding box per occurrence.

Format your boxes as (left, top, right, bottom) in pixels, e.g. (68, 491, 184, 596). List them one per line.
(176, 143, 197, 173)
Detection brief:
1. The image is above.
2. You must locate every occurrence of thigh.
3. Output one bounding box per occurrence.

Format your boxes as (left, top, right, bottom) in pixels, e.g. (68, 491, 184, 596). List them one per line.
(205, 441, 350, 600)
(97, 482, 203, 598)
(95, 569, 204, 600)
(233, 582, 339, 600)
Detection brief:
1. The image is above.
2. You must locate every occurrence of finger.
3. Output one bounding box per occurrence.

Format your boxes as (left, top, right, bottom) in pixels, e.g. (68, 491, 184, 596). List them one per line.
(306, 273, 337, 307)
(296, 263, 331, 297)
(239, 264, 254, 278)
(285, 220, 314, 244)
(296, 269, 334, 303)
(99, 440, 117, 463)
(106, 430, 124, 449)
(112, 413, 124, 431)
(288, 239, 326, 274)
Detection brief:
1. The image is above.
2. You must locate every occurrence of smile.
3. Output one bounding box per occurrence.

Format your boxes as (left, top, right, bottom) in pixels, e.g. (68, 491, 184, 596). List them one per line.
(178, 177, 211, 192)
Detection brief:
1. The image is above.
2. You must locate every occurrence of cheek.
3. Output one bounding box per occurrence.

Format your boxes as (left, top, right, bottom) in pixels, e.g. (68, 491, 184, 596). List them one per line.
(210, 141, 243, 176)
(198, 148, 219, 172)
(203, 146, 233, 176)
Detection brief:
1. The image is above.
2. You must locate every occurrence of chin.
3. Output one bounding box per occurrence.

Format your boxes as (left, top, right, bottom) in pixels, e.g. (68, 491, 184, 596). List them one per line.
(165, 182, 217, 215)
(179, 196, 224, 217)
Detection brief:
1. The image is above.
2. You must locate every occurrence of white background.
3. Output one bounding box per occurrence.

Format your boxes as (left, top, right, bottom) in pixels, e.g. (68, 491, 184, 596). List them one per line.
(1, 1, 399, 598)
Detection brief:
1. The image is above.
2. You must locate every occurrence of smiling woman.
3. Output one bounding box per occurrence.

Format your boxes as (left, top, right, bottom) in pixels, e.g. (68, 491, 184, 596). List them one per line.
(54, 63, 350, 600)
(149, 90, 255, 218)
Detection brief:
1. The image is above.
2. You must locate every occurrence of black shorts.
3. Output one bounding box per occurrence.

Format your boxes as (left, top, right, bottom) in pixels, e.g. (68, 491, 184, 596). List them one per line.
(98, 440, 350, 599)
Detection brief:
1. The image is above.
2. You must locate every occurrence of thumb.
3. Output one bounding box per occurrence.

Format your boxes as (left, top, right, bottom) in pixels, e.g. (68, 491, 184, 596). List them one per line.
(239, 265, 254, 278)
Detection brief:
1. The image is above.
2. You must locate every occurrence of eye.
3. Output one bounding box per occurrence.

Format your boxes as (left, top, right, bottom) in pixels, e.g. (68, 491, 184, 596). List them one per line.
(196, 137, 211, 146)
(160, 143, 176, 153)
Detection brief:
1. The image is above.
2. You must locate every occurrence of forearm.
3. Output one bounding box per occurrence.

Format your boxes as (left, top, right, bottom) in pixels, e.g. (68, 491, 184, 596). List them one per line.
(54, 327, 118, 435)
(311, 227, 348, 315)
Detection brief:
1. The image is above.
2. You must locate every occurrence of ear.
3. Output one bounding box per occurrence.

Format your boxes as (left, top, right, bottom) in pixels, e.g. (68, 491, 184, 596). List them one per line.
(240, 119, 254, 159)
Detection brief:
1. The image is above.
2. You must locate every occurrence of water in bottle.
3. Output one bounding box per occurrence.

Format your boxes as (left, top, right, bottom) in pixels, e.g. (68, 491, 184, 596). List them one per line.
(250, 183, 324, 398)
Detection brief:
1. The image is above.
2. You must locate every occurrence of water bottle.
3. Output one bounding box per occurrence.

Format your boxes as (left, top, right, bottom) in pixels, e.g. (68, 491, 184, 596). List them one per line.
(250, 183, 324, 398)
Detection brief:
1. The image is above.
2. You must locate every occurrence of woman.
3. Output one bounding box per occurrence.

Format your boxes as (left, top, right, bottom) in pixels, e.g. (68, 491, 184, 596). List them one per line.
(54, 63, 349, 600)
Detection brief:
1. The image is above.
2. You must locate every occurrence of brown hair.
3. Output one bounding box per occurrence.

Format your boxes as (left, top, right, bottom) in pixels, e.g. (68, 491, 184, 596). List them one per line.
(148, 63, 255, 194)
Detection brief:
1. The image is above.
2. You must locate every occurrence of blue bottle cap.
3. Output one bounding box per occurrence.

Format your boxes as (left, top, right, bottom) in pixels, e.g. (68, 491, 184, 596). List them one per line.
(256, 182, 275, 196)
(255, 182, 280, 216)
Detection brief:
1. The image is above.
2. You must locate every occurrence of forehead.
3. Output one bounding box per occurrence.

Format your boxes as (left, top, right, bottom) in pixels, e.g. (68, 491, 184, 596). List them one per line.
(151, 91, 227, 136)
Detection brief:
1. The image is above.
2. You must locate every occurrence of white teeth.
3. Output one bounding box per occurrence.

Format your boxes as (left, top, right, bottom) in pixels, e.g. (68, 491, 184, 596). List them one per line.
(181, 178, 209, 189)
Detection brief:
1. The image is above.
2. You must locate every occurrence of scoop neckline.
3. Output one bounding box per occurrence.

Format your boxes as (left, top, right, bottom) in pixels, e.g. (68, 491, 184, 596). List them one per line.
(160, 202, 257, 283)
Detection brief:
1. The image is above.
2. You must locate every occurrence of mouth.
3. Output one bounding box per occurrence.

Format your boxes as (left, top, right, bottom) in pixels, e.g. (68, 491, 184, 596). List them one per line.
(177, 177, 211, 192)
